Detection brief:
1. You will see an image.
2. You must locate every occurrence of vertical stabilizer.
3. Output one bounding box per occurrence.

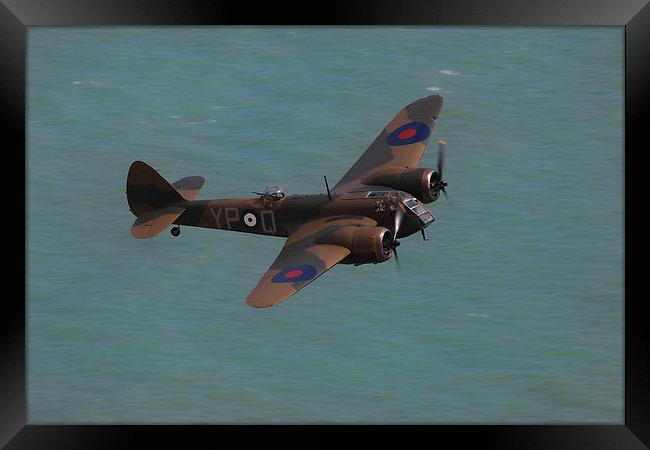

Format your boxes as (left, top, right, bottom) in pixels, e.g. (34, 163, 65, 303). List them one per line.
(126, 161, 185, 216)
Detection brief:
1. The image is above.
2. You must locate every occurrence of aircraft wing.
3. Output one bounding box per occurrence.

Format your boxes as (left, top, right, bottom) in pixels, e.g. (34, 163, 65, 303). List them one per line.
(332, 95, 443, 194)
(246, 216, 377, 308)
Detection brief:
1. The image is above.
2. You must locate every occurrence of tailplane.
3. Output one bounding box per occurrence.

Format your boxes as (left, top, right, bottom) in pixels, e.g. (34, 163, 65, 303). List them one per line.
(172, 176, 205, 201)
(126, 161, 204, 238)
(131, 206, 186, 239)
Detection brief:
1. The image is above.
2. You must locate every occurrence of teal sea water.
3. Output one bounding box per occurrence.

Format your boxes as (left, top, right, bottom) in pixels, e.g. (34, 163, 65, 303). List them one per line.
(27, 27, 623, 423)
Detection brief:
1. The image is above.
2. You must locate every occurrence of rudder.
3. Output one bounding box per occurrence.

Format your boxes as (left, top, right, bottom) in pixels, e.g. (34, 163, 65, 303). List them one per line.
(126, 161, 186, 216)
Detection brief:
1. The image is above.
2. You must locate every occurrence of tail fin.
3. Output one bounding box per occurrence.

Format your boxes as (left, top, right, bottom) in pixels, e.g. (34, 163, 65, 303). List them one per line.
(126, 161, 186, 216)
(127, 161, 196, 239)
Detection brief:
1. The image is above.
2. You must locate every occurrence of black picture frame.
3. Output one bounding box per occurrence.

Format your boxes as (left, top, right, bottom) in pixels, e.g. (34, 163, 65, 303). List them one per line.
(3, 0, 648, 447)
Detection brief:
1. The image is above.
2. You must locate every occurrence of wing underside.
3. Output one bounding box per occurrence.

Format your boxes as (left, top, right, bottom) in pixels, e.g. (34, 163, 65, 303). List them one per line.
(332, 95, 443, 194)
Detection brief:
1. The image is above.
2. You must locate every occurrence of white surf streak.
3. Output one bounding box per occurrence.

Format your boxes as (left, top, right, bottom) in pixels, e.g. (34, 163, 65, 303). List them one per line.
(71, 80, 104, 86)
(183, 118, 219, 125)
(467, 313, 492, 318)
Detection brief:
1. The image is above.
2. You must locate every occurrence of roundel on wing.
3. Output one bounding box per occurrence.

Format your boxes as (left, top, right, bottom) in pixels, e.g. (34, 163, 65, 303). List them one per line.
(271, 265, 317, 283)
(386, 121, 430, 146)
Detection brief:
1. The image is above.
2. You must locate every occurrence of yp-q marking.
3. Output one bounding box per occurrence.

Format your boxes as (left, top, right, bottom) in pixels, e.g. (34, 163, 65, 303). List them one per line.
(211, 207, 276, 233)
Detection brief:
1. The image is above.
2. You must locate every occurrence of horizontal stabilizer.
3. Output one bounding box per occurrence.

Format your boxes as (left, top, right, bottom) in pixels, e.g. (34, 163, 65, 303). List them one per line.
(131, 206, 185, 239)
(173, 176, 205, 201)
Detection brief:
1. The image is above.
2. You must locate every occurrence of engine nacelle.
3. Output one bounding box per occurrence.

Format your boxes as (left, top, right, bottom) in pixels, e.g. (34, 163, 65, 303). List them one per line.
(362, 168, 439, 203)
(317, 226, 393, 265)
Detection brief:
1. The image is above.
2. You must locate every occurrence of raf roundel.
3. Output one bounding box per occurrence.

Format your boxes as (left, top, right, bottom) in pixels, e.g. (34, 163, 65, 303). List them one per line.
(386, 121, 430, 146)
(242, 210, 258, 227)
(271, 265, 317, 283)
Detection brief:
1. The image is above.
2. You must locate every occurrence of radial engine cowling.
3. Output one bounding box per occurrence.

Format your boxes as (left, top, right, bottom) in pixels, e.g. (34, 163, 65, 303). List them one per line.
(316, 226, 393, 265)
(362, 168, 439, 203)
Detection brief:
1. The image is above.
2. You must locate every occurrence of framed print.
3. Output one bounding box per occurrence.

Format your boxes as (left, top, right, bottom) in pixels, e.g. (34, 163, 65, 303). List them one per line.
(3, 0, 648, 447)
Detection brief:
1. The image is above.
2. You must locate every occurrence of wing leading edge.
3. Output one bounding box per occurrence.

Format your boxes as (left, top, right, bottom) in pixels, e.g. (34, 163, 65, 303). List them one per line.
(332, 95, 443, 194)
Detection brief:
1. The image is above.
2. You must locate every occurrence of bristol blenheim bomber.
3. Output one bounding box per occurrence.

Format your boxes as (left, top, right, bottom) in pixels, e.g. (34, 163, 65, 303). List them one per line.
(127, 95, 449, 307)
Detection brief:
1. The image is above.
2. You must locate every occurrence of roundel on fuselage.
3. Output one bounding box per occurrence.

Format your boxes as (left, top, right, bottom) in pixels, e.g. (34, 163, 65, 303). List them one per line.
(241, 210, 258, 228)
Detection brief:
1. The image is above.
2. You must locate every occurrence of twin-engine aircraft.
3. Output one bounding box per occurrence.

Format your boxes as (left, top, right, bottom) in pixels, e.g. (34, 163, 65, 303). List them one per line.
(126, 95, 449, 308)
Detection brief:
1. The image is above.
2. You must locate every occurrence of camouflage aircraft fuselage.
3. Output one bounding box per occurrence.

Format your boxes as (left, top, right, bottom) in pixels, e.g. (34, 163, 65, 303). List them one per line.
(127, 94, 447, 306)
(173, 191, 431, 257)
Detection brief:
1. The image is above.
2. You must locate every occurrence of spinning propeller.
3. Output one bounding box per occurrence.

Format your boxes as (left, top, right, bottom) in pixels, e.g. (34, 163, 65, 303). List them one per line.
(431, 139, 449, 200)
(389, 139, 450, 264)
(391, 209, 403, 267)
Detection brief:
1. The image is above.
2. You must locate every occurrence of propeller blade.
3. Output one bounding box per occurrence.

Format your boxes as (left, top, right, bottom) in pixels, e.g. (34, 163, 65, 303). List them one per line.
(437, 139, 447, 178)
(389, 210, 403, 267)
(393, 209, 403, 243)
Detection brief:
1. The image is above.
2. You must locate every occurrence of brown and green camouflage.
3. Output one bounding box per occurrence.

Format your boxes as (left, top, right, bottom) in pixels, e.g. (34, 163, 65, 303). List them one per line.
(127, 95, 446, 307)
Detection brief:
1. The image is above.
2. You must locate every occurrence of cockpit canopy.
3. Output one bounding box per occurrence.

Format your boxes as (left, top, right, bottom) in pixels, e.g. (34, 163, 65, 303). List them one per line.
(261, 185, 285, 201)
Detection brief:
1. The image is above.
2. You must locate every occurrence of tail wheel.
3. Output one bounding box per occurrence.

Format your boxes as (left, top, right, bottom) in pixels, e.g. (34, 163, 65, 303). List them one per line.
(171, 226, 181, 237)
